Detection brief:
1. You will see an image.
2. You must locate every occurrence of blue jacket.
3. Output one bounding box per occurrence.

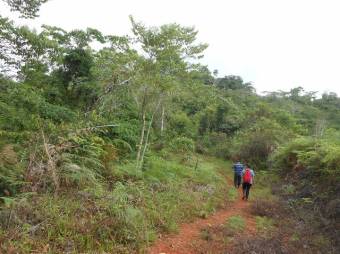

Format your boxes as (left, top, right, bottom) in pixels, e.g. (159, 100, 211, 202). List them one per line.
(233, 162, 244, 176)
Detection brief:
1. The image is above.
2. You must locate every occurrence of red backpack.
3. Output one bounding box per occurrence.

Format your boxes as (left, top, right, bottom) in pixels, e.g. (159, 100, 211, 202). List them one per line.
(243, 168, 252, 183)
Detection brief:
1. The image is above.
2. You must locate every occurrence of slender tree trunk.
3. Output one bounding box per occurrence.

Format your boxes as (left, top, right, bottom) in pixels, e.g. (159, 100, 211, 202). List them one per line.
(139, 115, 154, 170)
(139, 98, 162, 170)
(136, 110, 146, 169)
(136, 87, 148, 169)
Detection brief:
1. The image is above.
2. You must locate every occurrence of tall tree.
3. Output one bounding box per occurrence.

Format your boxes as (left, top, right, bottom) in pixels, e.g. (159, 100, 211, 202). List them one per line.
(2, 0, 49, 18)
(129, 16, 208, 169)
(216, 75, 254, 92)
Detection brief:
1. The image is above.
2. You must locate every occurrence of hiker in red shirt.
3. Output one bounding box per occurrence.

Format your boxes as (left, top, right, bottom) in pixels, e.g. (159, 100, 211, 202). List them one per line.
(241, 164, 255, 201)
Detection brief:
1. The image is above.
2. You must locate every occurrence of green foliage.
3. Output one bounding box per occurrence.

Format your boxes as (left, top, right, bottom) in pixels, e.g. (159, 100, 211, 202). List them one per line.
(0, 84, 76, 133)
(169, 112, 195, 137)
(232, 117, 294, 169)
(1, 11, 340, 253)
(198, 132, 231, 158)
(250, 172, 277, 200)
(272, 135, 340, 193)
(216, 75, 254, 92)
(272, 134, 340, 250)
(0, 145, 24, 196)
(225, 215, 245, 232)
(169, 137, 195, 153)
(227, 188, 238, 201)
(255, 216, 274, 233)
(0, 154, 228, 252)
(63, 48, 94, 81)
(3, 0, 48, 18)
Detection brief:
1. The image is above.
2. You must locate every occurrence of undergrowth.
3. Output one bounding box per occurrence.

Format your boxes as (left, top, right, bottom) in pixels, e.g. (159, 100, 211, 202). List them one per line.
(226, 215, 245, 233)
(0, 153, 229, 253)
(195, 171, 337, 254)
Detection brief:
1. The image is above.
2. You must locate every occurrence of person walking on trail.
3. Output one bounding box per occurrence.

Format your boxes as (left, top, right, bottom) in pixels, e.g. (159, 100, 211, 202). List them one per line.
(242, 165, 255, 200)
(233, 161, 244, 188)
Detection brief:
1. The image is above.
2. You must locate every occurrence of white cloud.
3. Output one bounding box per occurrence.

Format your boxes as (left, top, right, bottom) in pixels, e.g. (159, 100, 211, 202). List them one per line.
(1, 0, 340, 95)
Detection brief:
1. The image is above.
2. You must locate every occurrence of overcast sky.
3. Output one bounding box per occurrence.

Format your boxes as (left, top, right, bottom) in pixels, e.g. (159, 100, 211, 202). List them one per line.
(1, 0, 340, 95)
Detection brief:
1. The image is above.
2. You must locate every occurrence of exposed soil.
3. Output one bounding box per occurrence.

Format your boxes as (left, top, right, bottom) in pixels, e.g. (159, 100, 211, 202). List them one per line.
(148, 179, 256, 254)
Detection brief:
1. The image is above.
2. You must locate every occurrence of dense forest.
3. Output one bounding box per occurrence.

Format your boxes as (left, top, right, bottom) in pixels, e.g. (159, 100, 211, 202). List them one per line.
(1, 1, 339, 253)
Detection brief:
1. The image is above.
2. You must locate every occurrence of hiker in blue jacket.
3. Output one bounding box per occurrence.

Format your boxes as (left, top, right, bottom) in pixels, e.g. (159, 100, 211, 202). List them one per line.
(233, 161, 244, 188)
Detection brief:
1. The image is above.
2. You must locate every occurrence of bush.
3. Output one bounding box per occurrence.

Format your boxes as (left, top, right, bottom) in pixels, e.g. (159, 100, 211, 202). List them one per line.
(271, 134, 340, 252)
(250, 199, 282, 219)
(272, 136, 340, 183)
(232, 117, 295, 169)
(169, 112, 195, 137)
(0, 145, 24, 196)
(0, 85, 76, 134)
(169, 137, 195, 153)
(198, 132, 231, 158)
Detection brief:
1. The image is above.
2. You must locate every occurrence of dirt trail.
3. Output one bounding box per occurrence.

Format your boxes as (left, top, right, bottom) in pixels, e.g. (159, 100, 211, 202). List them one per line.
(148, 179, 256, 254)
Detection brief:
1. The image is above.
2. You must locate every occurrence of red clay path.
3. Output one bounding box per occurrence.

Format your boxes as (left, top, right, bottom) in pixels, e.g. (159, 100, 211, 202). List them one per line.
(148, 180, 256, 254)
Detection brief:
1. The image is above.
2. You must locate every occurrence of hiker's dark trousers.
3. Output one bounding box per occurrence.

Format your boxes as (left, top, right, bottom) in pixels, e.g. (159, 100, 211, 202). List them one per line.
(242, 182, 252, 199)
(234, 173, 242, 188)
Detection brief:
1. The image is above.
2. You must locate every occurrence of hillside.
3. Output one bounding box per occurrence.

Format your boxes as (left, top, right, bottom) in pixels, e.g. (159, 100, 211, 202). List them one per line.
(1, 1, 340, 253)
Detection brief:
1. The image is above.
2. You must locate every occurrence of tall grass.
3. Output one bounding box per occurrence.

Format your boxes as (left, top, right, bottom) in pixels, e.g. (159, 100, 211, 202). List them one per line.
(0, 153, 230, 253)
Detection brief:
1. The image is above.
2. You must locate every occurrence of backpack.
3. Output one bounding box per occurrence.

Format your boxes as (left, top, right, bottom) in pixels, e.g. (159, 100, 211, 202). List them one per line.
(243, 168, 252, 183)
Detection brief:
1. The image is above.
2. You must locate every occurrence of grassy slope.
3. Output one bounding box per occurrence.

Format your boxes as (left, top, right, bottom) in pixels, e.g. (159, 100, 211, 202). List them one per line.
(218, 171, 335, 254)
(0, 154, 232, 253)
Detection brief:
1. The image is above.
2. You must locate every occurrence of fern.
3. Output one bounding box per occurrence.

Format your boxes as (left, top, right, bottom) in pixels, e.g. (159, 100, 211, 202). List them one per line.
(60, 161, 101, 188)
